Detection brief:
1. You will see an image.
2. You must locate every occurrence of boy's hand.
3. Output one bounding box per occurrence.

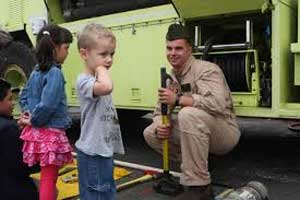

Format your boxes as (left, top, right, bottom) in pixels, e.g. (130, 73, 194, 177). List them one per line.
(93, 65, 113, 96)
(96, 65, 109, 71)
(156, 123, 171, 139)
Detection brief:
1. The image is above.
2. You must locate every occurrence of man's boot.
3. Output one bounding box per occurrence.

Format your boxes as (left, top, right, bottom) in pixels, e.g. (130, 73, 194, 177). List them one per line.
(174, 184, 214, 200)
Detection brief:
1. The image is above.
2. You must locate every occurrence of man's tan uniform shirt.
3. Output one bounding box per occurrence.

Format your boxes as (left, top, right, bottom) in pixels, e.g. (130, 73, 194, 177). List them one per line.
(144, 56, 240, 186)
(154, 56, 239, 128)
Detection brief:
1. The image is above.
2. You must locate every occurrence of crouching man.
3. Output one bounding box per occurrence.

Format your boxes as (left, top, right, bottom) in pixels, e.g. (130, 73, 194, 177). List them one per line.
(143, 24, 241, 200)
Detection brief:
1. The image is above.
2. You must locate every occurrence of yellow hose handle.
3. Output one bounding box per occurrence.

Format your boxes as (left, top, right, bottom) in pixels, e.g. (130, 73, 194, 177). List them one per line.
(162, 115, 169, 172)
(160, 67, 171, 173)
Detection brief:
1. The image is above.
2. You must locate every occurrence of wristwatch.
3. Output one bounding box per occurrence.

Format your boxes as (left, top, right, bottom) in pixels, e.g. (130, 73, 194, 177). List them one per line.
(175, 94, 182, 107)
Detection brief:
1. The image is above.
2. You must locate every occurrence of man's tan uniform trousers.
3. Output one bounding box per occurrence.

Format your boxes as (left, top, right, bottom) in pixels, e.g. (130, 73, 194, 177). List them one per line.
(143, 56, 240, 186)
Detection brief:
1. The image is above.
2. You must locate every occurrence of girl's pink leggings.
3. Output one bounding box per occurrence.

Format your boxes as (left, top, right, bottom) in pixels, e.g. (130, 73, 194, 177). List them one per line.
(40, 165, 59, 200)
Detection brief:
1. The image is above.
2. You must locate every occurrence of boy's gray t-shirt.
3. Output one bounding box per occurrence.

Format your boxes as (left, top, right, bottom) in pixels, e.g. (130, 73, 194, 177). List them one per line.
(75, 73, 124, 157)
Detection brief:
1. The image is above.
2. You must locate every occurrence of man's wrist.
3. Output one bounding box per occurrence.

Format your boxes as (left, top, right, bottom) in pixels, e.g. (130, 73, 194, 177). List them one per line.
(179, 96, 194, 107)
(175, 94, 182, 107)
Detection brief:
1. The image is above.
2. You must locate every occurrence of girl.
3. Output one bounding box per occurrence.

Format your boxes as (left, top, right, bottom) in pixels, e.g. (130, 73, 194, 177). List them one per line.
(19, 25, 73, 200)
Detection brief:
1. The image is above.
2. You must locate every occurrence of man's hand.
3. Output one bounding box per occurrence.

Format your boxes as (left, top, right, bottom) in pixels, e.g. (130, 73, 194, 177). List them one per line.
(158, 88, 176, 106)
(156, 123, 171, 139)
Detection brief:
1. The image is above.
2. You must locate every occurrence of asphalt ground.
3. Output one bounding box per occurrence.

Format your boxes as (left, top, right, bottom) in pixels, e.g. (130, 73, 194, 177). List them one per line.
(112, 112, 300, 200)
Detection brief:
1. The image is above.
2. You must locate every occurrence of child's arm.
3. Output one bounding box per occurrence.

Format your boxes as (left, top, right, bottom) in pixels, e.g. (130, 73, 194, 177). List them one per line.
(93, 66, 113, 96)
(19, 81, 30, 113)
(30, 68, 64, 127)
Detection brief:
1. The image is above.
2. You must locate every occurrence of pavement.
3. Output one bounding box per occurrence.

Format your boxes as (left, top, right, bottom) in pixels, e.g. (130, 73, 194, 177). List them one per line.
(113, 111, 300, 200)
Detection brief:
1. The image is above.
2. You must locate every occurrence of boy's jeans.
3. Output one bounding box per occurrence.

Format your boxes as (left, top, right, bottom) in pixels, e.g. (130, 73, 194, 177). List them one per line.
(77, 149, 116, 200)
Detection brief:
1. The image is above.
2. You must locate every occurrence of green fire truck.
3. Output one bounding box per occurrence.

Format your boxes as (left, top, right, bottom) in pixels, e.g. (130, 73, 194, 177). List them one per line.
(1, 0, 300, 136)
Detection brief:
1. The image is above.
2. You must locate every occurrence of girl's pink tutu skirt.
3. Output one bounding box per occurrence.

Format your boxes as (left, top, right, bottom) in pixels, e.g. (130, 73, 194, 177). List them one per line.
(20, 126, 73, 167)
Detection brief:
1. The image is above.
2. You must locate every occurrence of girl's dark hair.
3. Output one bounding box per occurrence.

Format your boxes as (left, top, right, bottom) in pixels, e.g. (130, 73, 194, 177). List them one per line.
(36, 24, 73, 71)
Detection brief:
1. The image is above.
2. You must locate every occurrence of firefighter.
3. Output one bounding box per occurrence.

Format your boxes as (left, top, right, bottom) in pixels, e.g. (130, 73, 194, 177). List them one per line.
(143, 24, 241, 200)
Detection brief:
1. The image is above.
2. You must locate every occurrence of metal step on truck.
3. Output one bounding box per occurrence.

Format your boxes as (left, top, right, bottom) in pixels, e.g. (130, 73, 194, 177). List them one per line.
(1, 0, 300, 137)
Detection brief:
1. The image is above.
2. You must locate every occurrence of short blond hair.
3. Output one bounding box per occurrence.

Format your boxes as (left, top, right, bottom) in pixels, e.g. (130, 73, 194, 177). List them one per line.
(77, 23, 115, 50)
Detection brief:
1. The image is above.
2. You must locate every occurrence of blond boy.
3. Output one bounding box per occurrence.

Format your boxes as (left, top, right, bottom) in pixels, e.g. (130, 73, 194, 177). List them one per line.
(76, 23, 124, 200)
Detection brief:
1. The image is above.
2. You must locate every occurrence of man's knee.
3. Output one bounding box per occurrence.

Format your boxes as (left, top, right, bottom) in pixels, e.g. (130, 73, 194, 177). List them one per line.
(178, 107, 212, 123)
(143, 125, 152, 143)
(178, 107, 199, 122)
(178, 107, 214, 135)
(143, 122, 155, 137)
(143, 123, 159, 148)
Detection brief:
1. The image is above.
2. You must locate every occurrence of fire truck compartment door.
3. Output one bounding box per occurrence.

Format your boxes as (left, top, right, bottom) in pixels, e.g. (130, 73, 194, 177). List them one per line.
(171, 0, 265, 20)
